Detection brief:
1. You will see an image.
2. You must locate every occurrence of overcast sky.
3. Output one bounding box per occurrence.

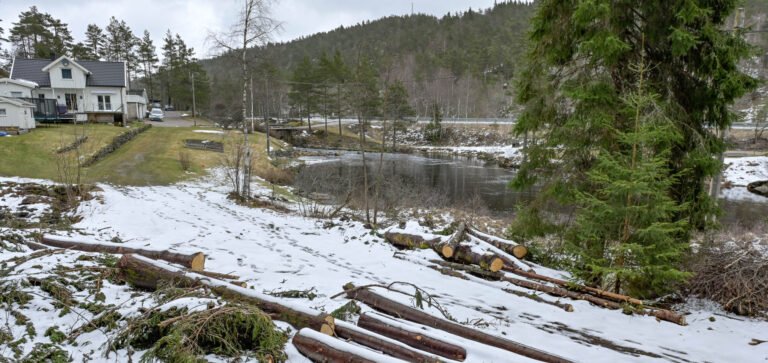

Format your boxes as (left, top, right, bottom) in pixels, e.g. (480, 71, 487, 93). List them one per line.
(0, 0, 499, 59)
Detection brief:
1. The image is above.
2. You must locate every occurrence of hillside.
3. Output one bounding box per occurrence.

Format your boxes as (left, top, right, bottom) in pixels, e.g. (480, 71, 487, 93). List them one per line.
(202, 0, 768, 120)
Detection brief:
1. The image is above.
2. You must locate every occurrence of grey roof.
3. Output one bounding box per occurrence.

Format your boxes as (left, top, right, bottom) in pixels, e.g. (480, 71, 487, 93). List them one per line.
(11, 58, 126, 88)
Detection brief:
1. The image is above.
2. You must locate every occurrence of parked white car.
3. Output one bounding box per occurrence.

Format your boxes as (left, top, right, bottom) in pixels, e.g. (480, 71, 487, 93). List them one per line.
(149, 108, 164, 121)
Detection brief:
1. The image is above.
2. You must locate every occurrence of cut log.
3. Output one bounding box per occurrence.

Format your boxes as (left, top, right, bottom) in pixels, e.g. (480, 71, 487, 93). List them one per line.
(503, 266, 644, 306)
(428, 260, 686, 325)
(343, 283, 572, 363)
(293, 328, 401, 363)
(358, 313, 467, 361)
(42, 234, 205, 271)
(436, 223, 466, 258)
(466, 227, 528, 259)
(502, 288, 574, 312)
(467, 235, 530, 271)
(189, 269, 240, 281)
(334, 320, 442, 362)
(450, 245, 503, 272)
(23, 240, 50, 251)
(117, 254, 331, 331)
(383, 232, 441, 250)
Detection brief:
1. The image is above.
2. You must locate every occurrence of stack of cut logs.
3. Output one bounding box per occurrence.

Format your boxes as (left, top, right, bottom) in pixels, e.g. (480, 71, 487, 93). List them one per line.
(31, 228, 685, 362)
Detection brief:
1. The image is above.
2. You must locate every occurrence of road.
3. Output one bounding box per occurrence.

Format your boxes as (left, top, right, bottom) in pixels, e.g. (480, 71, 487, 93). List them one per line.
(145, 111, 211, 127)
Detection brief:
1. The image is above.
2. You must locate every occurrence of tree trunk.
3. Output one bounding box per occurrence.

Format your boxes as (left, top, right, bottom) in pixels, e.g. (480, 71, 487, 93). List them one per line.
(358, 313, 466, 361)
(466, 227, 528, 259)
(293, 328, 380, 363)
(334, 320, 441, 362)
(429, 260, 686, 325)
(437, 223, 466, 258)
(504, 266, 644, 306)
(343, 284, 572, 363)
(117, 254, 334, 331)
(450, 245, 504, 273)
(359, 115, 370, 223)
(41, 235, 205, 270)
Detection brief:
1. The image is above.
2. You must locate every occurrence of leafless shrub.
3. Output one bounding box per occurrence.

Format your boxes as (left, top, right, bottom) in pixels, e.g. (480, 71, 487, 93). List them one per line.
(258, 166, 294, 185)
(178, 151, 192, 171)
(688, 238, 768, 317)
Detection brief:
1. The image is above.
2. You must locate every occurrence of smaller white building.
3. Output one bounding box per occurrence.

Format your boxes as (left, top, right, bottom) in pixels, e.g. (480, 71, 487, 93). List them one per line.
(0, 78, 37, 98)
(0, 96, 36, 132)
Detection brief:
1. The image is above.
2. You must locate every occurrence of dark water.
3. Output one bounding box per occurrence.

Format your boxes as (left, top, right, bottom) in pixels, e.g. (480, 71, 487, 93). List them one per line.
(294, 150, 768, 228)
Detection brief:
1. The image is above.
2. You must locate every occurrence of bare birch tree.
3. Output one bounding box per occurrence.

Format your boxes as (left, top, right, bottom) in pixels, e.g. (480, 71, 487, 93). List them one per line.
(208, 0, 280, 198)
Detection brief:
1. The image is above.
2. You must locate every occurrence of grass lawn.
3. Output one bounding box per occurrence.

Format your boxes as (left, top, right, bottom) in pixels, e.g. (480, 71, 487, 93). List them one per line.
(85, 127, 281, 186)
(0, 124, 125, 180)
(1, 123, 288, 187)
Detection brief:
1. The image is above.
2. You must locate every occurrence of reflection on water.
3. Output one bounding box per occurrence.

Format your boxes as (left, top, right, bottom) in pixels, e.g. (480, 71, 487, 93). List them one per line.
(294, 150, 768, 228)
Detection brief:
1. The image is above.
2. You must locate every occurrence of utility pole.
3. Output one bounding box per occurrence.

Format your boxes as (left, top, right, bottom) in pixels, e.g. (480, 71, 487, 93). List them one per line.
(264, 76, 271, 155)
(191, 72, 197, 127)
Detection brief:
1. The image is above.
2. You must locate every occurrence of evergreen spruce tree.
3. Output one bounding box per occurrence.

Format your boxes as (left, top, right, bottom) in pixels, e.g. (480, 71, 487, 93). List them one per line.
(511, 1, 758, 296)
(569, 55, 690, 297)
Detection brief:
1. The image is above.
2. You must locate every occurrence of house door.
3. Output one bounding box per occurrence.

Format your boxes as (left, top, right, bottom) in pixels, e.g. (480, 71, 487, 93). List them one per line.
(65, 93, 78, 112)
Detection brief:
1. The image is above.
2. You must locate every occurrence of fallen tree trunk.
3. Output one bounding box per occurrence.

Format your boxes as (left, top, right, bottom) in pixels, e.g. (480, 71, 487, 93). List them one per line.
(429, 260, 685, 325)
(450, 245, 503, 273)
(117, 253, 332, 331)
(384, 230, 503, 272)
(502, 289, 574, 313)
(358, 313, 466, 361)
(343, 283, 572, 363)
(466, 227, 528, 259)
(467, 235, 530, 271)
(503, 266, 644, 306)
(42, 234, 205, 271)
(436, 223, 466, 259)
(293, 328, 399, 363)
(334, 320, 442, 362)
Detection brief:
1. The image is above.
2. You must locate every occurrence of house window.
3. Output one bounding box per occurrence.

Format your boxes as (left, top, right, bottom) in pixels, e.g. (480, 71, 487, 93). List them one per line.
(62, 69, 72, 79)
(98, 95, 112, 111)
(10, 92, 22, 98)
(65, 93, 78, 111)
(0, 109, 6, 116)
(38, 94, 45, 99)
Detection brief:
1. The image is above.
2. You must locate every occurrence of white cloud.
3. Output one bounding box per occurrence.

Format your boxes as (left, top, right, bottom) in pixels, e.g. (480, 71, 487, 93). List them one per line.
(0, 0, 499, 59)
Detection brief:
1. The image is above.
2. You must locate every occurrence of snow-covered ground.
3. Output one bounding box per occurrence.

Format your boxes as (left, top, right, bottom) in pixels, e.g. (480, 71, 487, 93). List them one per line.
(2, 174, 768, 362)
(722, 156, 768, 201)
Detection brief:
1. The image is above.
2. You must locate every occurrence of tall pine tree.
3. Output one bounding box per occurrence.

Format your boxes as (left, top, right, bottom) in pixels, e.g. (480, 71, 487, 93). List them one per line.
(511, 1, 758, 296)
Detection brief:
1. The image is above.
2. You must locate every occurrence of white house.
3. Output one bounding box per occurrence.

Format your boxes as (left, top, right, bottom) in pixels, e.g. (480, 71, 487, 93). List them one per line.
(0, 78, 37, 98)
(0, 96, 36, 132)
(7, 56, 143, 124)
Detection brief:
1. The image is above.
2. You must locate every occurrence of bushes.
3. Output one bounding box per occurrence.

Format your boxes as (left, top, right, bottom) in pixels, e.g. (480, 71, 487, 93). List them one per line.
(688, 240, 768, 317)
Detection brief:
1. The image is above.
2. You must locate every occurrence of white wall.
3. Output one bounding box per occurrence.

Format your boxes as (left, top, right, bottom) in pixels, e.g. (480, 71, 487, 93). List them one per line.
(0, 103, 35, 129)
(0, 82, 33, 98)
(86, 87, 127, 113)
(48, 62, 87, 89)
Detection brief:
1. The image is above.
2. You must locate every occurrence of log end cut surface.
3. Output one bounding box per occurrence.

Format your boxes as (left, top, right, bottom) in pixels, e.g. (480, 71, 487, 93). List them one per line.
(190, 252, 206, 271)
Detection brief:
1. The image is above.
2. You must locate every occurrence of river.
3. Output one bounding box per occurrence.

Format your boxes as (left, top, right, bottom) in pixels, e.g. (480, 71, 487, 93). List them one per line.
(293, 150, 768, 228)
